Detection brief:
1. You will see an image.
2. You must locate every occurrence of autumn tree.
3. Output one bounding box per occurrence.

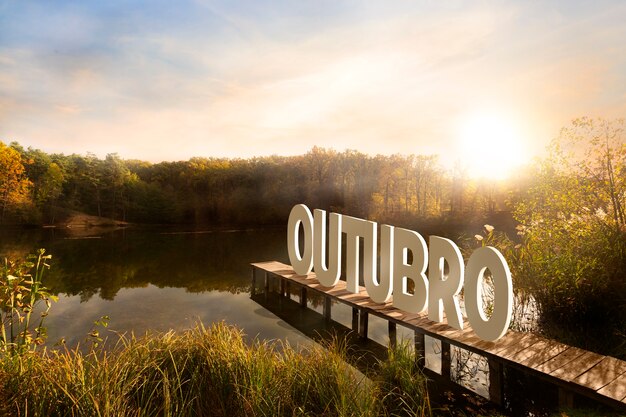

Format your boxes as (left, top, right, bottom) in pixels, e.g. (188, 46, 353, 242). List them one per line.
(0, 141, 32, 223)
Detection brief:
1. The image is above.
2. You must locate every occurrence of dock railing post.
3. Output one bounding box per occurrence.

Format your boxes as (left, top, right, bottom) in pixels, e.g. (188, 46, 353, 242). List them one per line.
(415, 331, 425, 368)
(359, 310, 369, 339)
(388, 322, 397, 349)
(558, 387, 574, 410)
(300, 287, 307, 307)
(441, 341, 451, 380)
(488, 358, 504, 406)
(323, 296, 331, 322)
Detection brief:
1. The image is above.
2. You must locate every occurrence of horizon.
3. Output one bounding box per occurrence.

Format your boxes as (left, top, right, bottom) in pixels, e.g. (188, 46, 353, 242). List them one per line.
(1, 1, 625, 178)
(7, 138, 541, 182)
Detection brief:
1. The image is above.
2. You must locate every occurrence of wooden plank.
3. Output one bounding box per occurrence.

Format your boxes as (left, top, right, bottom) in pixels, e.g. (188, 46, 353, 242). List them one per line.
(250, 261, 286, 272)
(401, 312, 430, 324)
(551, 351, 605, 382)
(498, 336, 544, 362)
(326, 288, 353, 297)
(353, 299, 384, 309)
(448, 331, 483, 350)
(427, 322, 465, 339)
(537, 346, 588, 374)
(381, 309, 405, 320)
(597, 373, 626, 402)
(573, 356, 626, 391)
(360, 301, 395, 311)
(491, 332, 539, 356)
(291, 275, 316, 285)
(518, 339, 571, 369)
(342, 293, 375, 303)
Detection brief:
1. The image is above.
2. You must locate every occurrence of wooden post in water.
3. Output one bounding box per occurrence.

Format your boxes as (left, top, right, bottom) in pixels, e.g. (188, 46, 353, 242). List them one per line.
(488, 358, 504, 406)
(441, 341, 451, 380)
(388, 322, 397, 349)
(559, 387, 575, 410)
(264, 272, 270, 293)
(359, 310, 369, 338)
(285, 282, 291, 299)
(251, 267, 256, 296)
(323, 296, 332, 322)
(280, 278, 286, 296)
(415, 331, 425, 368)
(300, 287, 307, 307)
(352, 308, 359, 331)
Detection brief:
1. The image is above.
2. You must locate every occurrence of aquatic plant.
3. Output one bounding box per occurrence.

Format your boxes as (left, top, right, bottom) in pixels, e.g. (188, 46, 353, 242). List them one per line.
(0, 249, 56, 355)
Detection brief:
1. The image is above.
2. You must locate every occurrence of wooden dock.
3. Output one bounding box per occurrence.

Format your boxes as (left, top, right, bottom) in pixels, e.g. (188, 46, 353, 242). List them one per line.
(251, 261, 626, 412)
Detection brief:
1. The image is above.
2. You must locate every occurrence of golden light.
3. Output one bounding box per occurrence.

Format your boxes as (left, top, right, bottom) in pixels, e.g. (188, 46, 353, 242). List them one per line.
(457, 112, 528, 180)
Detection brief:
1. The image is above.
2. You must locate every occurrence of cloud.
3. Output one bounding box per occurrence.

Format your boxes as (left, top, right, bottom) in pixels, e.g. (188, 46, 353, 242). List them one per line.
(0, 1, 624, 163)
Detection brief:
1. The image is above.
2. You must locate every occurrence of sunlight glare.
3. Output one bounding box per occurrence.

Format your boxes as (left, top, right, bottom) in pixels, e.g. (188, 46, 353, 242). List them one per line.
(457, 112, 527, 180)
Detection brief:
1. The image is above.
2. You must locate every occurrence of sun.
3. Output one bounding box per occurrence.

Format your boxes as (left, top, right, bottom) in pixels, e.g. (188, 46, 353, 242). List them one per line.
(456, 112, 527, 180)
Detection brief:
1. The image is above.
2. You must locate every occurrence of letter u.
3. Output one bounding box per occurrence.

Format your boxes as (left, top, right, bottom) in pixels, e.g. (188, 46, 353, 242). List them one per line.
(313, 209, 342, 287)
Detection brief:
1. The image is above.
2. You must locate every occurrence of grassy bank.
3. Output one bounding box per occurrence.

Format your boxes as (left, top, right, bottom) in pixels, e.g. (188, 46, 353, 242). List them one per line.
(0, 322, 432, 417)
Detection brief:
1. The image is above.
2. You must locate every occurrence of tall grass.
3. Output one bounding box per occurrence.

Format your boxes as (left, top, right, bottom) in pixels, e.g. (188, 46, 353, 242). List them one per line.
(0, 322, 431, 417)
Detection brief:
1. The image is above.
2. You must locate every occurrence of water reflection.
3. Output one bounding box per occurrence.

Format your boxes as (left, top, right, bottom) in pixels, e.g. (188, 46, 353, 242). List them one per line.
(1, 227, 289, 299)
(0, 227, 309, 346)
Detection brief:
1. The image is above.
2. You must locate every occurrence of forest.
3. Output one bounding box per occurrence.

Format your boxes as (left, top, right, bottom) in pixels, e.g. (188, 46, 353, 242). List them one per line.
(0, 141, 513, 228)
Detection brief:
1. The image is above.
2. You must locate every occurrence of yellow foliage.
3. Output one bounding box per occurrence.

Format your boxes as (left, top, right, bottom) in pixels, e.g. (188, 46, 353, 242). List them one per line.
(0, 141, 32, 222)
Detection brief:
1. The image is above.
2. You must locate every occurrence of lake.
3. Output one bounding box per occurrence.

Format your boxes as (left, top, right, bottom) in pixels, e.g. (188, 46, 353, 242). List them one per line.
(1, 226, 421, 348)
(0, 227, 323, 347)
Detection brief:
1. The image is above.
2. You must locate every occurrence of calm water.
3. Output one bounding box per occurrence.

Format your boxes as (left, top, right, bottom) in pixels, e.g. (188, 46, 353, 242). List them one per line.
(0, 226, 322, 347)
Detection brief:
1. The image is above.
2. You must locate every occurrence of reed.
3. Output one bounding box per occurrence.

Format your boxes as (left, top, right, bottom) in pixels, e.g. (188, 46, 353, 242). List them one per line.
(0, 322, 433, 417)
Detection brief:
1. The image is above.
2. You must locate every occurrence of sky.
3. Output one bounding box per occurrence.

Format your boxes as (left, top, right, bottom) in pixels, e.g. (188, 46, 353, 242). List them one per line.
(1, 0, 625, 174)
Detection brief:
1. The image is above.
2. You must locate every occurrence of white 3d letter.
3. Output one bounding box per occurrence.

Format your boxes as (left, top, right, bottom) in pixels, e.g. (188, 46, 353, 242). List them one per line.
(367, 224, 393, 303)
(428, 236, 464, 330)
(313, 209, 342, 287)
(287, 204, 314, 275)
(342, 215, 376, 294)
(392, 228, 428, 313)
(465, 246, 513, 341)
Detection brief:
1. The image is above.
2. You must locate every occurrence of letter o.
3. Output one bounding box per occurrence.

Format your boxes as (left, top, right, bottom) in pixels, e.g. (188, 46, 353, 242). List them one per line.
(287, 204, 314, 275)
(465, 246, 513, 341)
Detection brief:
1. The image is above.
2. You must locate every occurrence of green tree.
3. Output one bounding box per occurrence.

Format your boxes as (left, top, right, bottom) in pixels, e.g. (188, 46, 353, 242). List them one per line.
(512, 118, 626, 358)
(37, 162, 65, 223)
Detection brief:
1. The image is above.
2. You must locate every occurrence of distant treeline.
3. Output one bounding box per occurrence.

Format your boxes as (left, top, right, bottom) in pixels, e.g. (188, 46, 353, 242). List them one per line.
(0, 141, 513, 226)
